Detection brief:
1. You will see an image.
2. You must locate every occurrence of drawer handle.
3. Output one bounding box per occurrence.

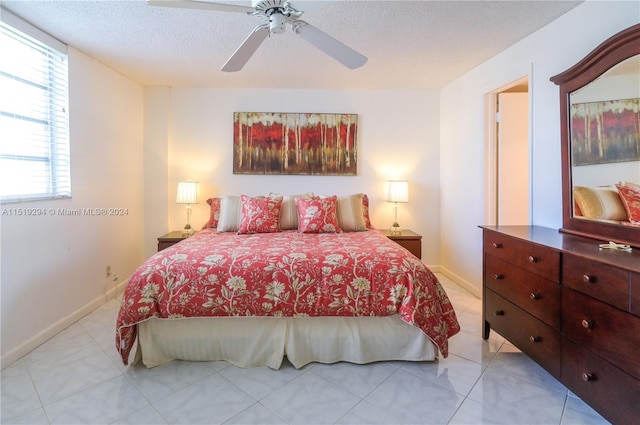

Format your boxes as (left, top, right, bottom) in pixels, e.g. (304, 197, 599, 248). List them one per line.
(581, 372, 595, 382)
(493, 273, 504, 280)
(528, 255, 539, 263)
(581, 319, 593, 329)
(494, 310, 505, 316)
(582, 274, 595, 283)
(529, 336, 540, 343)
(530, 292, 539, 300)
(492, 242, 503, 249)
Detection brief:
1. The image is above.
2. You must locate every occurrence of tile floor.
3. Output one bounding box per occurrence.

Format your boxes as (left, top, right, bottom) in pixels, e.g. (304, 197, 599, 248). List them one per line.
(1, 274, 611, 425)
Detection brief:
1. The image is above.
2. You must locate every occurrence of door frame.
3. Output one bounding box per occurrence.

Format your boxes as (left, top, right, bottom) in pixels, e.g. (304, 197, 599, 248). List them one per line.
(483, 76, 531, 225)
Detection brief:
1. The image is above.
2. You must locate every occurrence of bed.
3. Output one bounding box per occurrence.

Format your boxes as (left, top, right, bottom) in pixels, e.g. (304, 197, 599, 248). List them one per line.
(116, 194, 460, 369)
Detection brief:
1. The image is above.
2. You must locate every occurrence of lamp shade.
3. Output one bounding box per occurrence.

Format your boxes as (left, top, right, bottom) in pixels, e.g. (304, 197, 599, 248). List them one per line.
(386, 180, 409, 203)
(176, 181, 198, 204)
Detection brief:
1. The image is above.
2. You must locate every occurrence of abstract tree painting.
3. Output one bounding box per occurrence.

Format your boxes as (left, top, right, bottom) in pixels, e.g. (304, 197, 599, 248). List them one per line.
(233, 112, 358, 175)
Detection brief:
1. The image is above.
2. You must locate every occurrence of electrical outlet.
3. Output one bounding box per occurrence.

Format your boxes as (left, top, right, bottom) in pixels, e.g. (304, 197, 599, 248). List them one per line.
(106, 265, 111, 278)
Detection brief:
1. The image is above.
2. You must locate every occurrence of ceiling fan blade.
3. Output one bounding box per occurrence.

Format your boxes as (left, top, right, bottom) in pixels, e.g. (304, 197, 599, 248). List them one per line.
(292, 21, 367, 69)
(287, 1, 333, 13)
(221, 25, 270, 72)
(147, 0, 255, 13)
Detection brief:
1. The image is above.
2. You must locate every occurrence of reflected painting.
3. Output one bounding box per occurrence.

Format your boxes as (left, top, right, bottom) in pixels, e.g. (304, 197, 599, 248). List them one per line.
(570, 98, 640, 166)
(233, 112, 358, 175)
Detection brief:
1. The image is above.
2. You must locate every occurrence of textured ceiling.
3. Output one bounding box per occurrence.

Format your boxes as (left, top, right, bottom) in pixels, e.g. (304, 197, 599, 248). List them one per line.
(2, 0, 583, 89)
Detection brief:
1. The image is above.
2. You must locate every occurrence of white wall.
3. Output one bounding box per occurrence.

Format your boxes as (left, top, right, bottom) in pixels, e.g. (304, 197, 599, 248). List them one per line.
(143, 86, 171, 257)
(0, 48, 145, 365)
(440, 1, 640, 293)
(144, 88, 443, 264)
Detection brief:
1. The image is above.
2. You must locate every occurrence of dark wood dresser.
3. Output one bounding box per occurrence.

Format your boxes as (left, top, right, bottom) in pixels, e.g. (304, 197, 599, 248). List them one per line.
(481, 225, 640, 425)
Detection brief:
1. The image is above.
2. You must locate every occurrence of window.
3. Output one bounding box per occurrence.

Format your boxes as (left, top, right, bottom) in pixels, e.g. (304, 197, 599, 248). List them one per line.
(0, 11, 70, 203)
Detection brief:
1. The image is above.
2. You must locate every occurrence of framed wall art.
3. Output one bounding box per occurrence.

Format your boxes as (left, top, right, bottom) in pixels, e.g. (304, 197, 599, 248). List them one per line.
(233, 112, 358, 175)
(570, 97, 640, 166)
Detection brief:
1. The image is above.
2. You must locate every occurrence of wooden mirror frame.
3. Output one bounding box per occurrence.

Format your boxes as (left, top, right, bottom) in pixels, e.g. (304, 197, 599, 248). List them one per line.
(550, 24, 640, 247)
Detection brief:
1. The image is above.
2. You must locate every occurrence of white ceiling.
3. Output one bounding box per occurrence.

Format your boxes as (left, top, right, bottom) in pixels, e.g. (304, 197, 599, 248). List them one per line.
(2, 0, 583, 89)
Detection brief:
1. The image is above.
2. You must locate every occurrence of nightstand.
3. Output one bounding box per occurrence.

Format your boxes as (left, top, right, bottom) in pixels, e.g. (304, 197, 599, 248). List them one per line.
(380, 229, 422, 259)
(157, 231, 191, 252)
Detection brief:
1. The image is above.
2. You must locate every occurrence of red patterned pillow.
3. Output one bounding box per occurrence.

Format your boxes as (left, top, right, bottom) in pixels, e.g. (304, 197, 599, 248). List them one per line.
(238, 195, 283, 234)
(616, 184, 640, 223)
(296, 195, 341, 233)
(201, 197, 221, 230)
(362, 194, 372, 229)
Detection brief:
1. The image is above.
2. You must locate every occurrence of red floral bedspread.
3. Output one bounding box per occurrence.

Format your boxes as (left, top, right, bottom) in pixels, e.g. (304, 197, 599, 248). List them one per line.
(116, 229, 460, 364)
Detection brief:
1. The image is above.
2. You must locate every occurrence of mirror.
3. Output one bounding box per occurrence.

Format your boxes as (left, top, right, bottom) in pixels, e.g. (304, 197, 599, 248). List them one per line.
(551, 24, 640, 247)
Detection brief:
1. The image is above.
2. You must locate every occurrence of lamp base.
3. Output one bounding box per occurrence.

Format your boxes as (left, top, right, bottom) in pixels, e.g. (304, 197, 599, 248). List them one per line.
(390, 223, 402, 235)
(182, 224, 194, 237)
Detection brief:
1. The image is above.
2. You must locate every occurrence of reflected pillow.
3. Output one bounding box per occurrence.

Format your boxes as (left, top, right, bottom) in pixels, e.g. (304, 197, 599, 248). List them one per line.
(573, 186, 627, 221)
(616, 184, 640, 223)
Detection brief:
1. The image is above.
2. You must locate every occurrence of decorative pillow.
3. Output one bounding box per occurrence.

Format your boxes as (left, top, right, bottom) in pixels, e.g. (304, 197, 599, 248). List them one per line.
(269, 192, 313, 230)
(216, 196, 242, 232)
(201, 197, 222, 230)
(616, 184, 640, 223)
(619, 181, 640, 189)
(336, 193, 367, 231)
(296, 196, 341, 233)
(573, 200, 582, 217)
(362, 194, 372, 229)
(238, 195, 283, 234)
(573, 186, 627, 221)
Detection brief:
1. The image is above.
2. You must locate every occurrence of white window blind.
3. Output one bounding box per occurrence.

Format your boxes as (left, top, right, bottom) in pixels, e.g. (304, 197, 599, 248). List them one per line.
(0, 12, 70, 203)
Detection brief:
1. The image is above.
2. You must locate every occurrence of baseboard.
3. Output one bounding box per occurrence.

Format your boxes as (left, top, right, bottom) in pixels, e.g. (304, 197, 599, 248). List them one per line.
(437, 266, 482, 298)
(1, 279, 128, 370)
(426, 264, 441, 273)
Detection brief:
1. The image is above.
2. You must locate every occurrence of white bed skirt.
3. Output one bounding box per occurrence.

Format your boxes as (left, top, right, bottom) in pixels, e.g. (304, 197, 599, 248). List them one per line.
(136, 315, 437, 369)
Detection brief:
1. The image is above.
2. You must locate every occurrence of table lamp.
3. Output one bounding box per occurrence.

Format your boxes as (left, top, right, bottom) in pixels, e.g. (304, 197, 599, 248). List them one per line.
(176, 180, 198, 236)
(386, 180, 409, 235)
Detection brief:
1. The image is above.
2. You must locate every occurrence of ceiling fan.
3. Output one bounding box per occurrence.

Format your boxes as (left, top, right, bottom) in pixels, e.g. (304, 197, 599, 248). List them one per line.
(147, 0, 368, 72)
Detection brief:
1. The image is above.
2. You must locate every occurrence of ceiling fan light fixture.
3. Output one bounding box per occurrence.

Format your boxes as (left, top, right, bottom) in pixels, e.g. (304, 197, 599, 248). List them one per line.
(268, 10, 287, 34)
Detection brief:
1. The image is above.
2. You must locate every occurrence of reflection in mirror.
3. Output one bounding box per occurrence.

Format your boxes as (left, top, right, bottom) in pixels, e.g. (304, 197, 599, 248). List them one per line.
(551, 24, 640, 248)
(569, 55, 640, 224)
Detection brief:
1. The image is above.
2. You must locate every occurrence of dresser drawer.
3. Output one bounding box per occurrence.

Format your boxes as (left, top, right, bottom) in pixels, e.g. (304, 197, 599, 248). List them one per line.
(485, 255, 560, 329)
(562, 287, 640, 380)
(485, 289, 561, 378)
(562, 338, 640, 425)
(483, 230, 516, 263)
(484, 230, 559, 282)
(563, 253, 630, 311)
(513, 240, 559, 282)
(631, 272, 640, 317)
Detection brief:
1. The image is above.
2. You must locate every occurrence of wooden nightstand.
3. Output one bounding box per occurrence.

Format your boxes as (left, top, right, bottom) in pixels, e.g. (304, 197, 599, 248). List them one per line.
(157, 231, 191, 252)
(380, 229, 422, 259)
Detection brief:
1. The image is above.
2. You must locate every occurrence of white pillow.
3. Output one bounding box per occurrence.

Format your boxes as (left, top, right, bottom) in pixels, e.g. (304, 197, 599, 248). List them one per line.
(216, 196, 241, 232)
(269, 192, 313, 230)
(336, 193, 367, 232)
(573, 186, 627, 221)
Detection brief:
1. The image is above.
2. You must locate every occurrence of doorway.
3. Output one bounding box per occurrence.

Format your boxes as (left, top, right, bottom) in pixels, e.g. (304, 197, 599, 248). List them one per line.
(484, 78, 530, 225)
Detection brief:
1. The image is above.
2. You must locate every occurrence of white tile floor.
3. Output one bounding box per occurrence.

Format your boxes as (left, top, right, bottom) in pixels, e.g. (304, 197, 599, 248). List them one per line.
(1, 274, 611, 425)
